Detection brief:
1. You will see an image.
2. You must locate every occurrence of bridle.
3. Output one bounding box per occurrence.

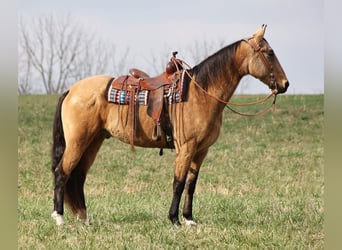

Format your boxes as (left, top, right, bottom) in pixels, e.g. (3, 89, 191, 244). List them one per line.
(174, 37, 279, 116)
(243, 37, 278, 94)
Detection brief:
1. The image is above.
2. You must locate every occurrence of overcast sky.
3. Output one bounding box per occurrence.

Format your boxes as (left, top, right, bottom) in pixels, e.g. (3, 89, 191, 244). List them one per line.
(18, 0, 323, 94)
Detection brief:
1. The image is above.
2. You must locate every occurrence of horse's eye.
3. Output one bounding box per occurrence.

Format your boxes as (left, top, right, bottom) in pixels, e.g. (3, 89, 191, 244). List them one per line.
(268, 50, 275, 57)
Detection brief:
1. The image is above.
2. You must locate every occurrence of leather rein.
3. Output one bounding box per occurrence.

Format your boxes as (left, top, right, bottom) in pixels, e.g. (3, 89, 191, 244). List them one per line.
(174, 37, 278, 117)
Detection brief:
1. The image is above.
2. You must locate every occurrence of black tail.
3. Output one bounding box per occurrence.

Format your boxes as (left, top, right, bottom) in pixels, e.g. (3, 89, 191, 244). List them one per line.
(51, 91, 69, 172)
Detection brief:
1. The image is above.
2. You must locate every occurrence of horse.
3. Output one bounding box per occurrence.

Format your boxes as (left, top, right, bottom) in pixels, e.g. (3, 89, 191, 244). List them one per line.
(51, 25, 289, 226)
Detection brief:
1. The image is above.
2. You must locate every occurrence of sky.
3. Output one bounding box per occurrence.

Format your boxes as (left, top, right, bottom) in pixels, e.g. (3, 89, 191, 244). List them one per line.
(18, 0, 324, 94)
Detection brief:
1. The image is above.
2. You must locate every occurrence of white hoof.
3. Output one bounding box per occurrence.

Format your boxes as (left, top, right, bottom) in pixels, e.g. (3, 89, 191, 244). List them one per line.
(51, 211, 65, 226)
(183, 218, 197, 226)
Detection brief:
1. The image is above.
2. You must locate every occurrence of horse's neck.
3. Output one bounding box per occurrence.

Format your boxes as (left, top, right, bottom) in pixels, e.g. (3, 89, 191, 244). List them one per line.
(211, 71, 242, 102)
(194, 66, 243, 110)
(189, 41, 248, 111)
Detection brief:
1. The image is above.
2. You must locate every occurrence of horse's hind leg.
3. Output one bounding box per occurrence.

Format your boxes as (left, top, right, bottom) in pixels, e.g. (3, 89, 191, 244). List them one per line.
(52, 145, 84, 226)
(52, 131, 106, 225)
(64, 131, 107, 224)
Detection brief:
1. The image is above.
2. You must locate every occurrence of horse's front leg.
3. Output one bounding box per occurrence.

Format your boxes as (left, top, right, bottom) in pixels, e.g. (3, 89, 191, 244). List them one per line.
(168, 141, 196, 226)
(182, 148, 208, 226)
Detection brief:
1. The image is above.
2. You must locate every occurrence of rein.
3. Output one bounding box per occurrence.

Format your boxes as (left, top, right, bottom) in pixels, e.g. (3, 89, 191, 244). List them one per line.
(225, 94, 277, 116)
(189, 70, 277, 116)
(176, 58, 278, 117)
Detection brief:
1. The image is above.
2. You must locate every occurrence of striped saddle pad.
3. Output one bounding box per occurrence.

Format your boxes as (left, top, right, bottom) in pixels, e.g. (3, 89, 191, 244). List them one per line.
(106, 71, 189, 106)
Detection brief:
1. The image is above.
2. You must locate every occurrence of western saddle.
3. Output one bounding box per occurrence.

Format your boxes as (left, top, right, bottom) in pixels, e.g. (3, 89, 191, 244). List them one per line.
(109, 52, 184, 151)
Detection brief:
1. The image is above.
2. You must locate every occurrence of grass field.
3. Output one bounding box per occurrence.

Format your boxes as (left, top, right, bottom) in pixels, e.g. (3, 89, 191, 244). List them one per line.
(18, 94, 323, 249)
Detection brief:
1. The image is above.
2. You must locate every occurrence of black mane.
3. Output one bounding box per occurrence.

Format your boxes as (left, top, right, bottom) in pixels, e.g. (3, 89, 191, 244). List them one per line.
(190, 40, 241, 89)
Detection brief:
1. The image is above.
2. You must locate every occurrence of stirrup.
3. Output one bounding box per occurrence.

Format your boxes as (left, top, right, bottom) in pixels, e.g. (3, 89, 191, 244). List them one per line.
(152, 123, 161, 141)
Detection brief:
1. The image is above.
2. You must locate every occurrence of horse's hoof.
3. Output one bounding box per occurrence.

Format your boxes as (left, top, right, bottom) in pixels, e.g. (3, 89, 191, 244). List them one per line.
(173, 221, 182, 227)
(84, 217, 92, 226)
(77, 214, 92, 225)
(51, 211, 64, 226)
(183, 218, 197, 226)
(170, 217, 182, 226)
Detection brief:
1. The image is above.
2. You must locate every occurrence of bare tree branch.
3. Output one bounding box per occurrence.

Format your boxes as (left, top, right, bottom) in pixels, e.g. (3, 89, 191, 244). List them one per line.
(144, 48, 171, 76)
(18, 44, 32, 94)
(18, 13, 131, 94)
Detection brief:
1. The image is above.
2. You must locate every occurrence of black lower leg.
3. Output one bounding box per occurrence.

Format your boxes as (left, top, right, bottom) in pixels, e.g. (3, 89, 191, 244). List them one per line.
(183, 174, 198, 221)
(65, 168, 87, 214)
(168, 177, 186, 225)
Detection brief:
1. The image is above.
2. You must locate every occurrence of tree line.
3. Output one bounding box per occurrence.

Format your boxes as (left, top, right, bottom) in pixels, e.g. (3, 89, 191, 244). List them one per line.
(18, 14, 130, 94)
(18, 14, 248, 94)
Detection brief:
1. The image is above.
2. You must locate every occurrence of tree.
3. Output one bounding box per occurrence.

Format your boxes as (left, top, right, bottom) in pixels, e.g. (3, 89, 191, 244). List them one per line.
(18, 14, 130, 94)
(18, 43, 32, 94)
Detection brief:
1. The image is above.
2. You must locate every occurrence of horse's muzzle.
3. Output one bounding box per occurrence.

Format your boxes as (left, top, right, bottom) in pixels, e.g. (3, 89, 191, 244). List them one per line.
(276, 81, 289, 94)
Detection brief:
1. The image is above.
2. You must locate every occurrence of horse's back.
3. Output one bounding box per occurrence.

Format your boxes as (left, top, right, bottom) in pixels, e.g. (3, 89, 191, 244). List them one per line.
(63, 75, 113, 118)
(68, 75, 113, 99)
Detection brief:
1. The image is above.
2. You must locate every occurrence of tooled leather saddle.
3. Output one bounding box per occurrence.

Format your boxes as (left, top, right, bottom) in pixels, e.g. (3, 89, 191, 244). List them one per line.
(107, 52, 185, 152)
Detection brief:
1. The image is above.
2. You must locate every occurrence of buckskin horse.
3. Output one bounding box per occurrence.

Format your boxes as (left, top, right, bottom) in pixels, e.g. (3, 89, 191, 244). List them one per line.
(51, 25, 289, 226)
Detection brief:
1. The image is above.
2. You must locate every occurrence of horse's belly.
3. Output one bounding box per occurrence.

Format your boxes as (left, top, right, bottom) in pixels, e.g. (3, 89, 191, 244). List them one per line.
(104, 105, 171, 149)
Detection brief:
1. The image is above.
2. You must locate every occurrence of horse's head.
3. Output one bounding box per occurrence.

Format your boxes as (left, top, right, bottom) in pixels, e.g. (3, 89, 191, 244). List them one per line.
(241, 25, 289, 94)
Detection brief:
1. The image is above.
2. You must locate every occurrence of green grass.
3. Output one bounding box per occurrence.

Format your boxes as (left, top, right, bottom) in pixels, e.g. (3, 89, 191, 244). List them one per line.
(18, 94, 323, 249)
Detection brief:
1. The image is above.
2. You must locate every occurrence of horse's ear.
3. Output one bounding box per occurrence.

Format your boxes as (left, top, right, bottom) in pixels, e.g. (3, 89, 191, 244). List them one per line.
(252, 24, 267, 43)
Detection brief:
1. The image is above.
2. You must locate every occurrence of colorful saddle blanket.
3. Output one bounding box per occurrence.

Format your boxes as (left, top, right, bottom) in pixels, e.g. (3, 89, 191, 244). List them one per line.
(106, 70, 188, 105)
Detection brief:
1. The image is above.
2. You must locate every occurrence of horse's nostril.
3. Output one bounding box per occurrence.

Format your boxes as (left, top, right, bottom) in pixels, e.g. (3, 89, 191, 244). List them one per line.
(285, 81, 289, 89)
(277, 81, 289, 94)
